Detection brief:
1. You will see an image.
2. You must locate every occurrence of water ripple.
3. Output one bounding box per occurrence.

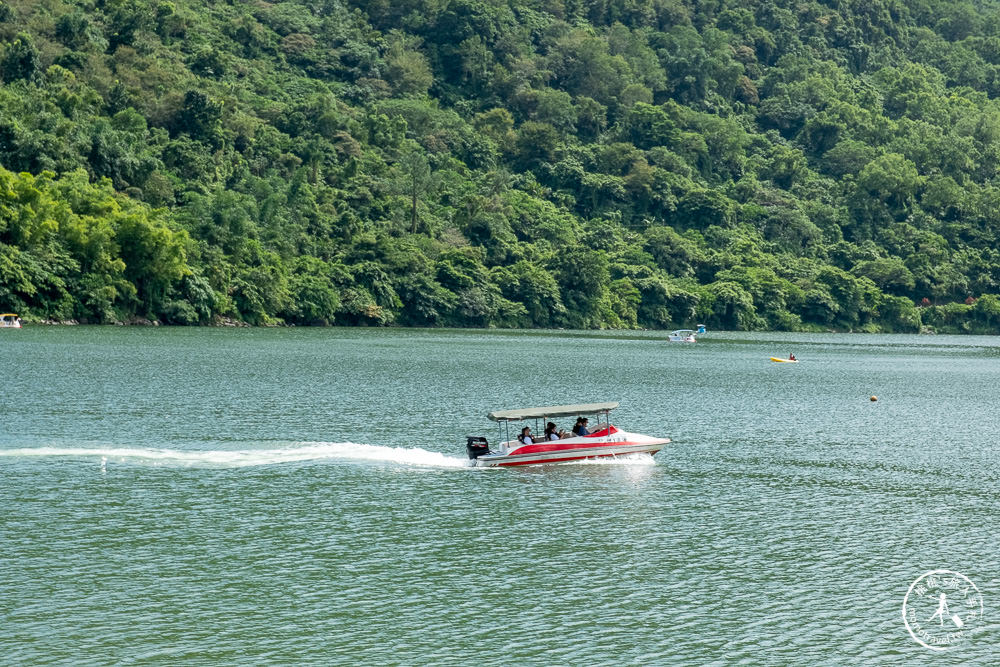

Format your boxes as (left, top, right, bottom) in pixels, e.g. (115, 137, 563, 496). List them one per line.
(3, 328, 1000, 664)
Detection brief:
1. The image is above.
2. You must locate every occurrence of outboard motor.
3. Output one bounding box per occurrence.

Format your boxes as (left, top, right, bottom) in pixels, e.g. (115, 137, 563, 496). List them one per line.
(466, 436, 490, 459)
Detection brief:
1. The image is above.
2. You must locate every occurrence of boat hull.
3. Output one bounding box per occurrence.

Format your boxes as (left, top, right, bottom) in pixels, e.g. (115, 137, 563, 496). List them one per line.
(769, 357, 798, 363)
(667, 330, 696, 342)
(473, 431, 670, 467)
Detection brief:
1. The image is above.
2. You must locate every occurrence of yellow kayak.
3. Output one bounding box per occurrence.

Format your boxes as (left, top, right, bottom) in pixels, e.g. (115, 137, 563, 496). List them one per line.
(770, 357, 798, 363)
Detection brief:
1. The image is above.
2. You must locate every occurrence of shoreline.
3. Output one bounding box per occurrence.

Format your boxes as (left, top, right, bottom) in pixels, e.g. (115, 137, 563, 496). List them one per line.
(13, 319, 983, 335)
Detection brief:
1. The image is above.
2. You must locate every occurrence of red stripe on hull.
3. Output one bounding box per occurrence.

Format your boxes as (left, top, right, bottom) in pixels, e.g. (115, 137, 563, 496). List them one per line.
(493, 447, 663, 467)
(509, 441, 622, 456)
(507, 438, 658, 457)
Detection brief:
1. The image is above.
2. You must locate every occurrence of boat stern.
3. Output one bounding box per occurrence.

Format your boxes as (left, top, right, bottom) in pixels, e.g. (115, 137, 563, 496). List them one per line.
(466, 436, 491, 460)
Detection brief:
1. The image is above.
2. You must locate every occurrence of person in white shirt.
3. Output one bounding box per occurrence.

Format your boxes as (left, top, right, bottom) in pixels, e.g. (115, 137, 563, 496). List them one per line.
(518, 426, 533, 445)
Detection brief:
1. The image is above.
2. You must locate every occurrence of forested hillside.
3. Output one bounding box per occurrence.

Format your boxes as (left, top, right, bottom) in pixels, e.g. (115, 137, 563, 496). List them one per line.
(3, 0, 1000, 332)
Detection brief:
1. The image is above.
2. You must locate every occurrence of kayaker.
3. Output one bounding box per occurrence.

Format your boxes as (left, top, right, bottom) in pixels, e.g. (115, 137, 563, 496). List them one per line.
(789, 353, 796, 361)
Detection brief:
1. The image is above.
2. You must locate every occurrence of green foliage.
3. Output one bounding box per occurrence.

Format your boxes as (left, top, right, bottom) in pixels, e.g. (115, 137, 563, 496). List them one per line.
(972, 294, 1000, 327)
(552, 248, 610, 328)
(2, 0, 1000, 334)
(877, 295, 921, 333)
(173, 90, 223, 146)
(0, 167, 188, 322)
(383, 32, 433, 97)
(493, 260, 564, 327)
(698, 280, 757, 330)
(284, 257, 341, 325)
(2, 32, 39, 82)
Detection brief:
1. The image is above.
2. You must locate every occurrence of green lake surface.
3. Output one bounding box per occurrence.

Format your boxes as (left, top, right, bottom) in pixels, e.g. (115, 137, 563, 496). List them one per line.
(2, 326, 999, 664)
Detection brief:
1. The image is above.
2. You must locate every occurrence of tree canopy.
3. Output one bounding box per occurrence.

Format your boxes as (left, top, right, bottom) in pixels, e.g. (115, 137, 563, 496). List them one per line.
(2, 0, 1000, 333)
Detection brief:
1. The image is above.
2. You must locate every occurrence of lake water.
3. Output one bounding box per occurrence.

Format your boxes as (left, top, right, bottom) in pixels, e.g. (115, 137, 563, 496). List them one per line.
(1, 326, 998, 664)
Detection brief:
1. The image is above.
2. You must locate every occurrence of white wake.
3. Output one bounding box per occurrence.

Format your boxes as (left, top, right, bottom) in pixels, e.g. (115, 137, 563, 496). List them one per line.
(0, 442, 470, 468)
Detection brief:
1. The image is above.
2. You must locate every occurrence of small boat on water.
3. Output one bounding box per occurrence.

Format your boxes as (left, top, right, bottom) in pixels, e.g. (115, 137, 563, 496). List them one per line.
(466, 402, 670, 467)
(668, 329, 697, 343)
(0, 313, 21, 328)
(770, 357, 798, 363)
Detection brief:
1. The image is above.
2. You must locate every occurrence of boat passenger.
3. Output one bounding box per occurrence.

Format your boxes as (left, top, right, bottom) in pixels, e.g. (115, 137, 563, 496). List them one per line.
(572, 417, 590, 436)
(544, 422, 565, 440)
(518, 426, 534, 445)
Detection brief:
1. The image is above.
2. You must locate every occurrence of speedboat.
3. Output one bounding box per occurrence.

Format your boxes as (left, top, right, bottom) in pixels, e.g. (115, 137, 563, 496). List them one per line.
(0, 313, 21, 328)
(667, 329, 696, 342)
(466, 402, 670, 467)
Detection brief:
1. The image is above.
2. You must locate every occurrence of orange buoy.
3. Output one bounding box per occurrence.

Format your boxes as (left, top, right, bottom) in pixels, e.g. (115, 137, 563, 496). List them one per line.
(870, 395, 878, 401)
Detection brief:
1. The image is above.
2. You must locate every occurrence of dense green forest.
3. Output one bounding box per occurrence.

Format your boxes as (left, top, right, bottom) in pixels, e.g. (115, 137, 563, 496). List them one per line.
(4, 0, 1000, 332)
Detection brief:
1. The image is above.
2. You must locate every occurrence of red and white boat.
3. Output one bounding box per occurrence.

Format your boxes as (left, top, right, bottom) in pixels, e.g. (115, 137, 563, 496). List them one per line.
(466, 402, 670, 467)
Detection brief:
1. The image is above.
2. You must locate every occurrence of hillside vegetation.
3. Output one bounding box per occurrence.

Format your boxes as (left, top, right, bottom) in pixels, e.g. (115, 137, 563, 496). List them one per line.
(3, 0, 1000, 332)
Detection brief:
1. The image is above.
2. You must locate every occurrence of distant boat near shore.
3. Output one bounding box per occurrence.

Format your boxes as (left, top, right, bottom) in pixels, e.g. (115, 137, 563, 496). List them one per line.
(668, 329, 697, 343)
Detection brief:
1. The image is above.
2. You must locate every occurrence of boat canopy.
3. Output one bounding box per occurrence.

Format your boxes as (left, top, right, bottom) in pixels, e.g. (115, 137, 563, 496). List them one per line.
(487, 402, 619, 422)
